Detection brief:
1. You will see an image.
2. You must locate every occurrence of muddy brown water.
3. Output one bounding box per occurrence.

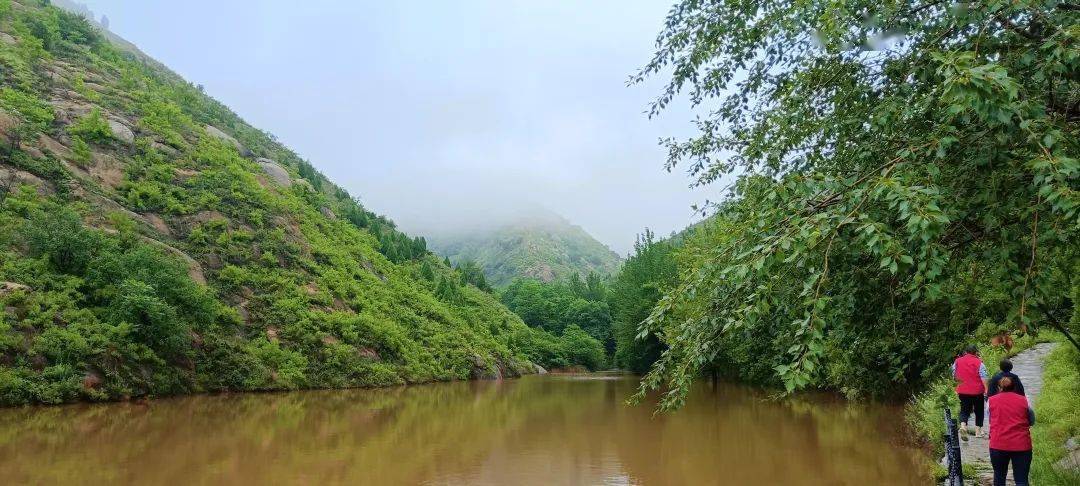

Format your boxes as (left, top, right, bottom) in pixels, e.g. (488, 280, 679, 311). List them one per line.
(0, 374, 928, 485)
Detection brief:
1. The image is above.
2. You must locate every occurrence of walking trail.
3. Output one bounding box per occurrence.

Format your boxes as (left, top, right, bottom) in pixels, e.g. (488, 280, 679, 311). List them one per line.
(947, 342, 1057, 485)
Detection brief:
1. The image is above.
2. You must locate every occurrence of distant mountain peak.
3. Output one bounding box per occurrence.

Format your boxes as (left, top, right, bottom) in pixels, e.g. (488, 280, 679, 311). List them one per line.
(426, 211, 622, 287)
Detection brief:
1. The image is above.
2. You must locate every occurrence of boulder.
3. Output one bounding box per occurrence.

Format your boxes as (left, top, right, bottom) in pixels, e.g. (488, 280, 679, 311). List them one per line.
(534, 363, 549, 375)
(108, 119, 135, 144)
(0, 282, 30, 295)
(84, 82, 108, 94)
(0, 32, 16, 45)
(320, 207, 336, 220)
(152, 141, 180, 157)
(204, 125, 251, 157)
(141, 213, 172, 236)
(0, 167, 51, 195)
(173, 167, 200, 179)
(30, 355, 47, 371)
(256, 158, 292, 186)
(470, 354, 503, 380)
(49, 99, 95, 124)
(1058, 447, 1080, 472)
(22, 145, 44, 159)
(38, 134, 73, 159)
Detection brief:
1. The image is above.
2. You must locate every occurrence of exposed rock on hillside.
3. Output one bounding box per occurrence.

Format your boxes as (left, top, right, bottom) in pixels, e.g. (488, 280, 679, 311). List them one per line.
(107, 119, 134, 144)
(204, 124, 251, 157)
(256, 158, 292, 186)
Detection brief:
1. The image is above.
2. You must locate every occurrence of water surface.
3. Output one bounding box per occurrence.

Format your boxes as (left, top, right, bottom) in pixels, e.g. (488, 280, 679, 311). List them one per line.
(0, 374, 927, 485)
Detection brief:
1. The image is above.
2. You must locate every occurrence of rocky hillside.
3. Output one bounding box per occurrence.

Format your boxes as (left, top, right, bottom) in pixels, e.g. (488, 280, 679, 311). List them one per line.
(426, 209, 622, 287)
(0, 0, 602, 406)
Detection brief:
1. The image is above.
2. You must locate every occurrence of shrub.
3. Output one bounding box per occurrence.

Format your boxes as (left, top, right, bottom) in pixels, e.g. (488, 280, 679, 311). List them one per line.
(0, 87, 53, 129)
(67, 108, 113, 144)
(23, 206, 101, 275)
(70, 135, 91, 166)
(560, 325, 606, 371)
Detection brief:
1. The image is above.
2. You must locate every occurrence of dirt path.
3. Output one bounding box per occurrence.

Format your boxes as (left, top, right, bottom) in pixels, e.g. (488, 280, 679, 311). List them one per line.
(949, 342, 1056, 485)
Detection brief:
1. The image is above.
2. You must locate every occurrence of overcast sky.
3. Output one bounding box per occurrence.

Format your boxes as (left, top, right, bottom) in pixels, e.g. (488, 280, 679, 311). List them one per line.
(78, 1, 715, 254)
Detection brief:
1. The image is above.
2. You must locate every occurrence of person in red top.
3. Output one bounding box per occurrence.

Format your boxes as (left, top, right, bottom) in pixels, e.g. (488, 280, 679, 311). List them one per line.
(952, 345, 990, 438)
(987, 376, 1035, 486)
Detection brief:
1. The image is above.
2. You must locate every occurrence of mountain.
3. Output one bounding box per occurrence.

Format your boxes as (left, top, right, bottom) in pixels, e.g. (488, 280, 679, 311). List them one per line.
(0, 1, 603, 405)
(426, 209, 622, 287)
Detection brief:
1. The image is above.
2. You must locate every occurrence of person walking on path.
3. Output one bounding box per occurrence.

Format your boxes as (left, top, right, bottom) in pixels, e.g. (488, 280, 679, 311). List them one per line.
(952, 345, 989, 439)
(987, 358, 1025, 398)
(987, 376, 1035, 486)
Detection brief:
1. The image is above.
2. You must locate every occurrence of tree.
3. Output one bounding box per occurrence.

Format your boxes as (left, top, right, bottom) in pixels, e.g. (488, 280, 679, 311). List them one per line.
(609, 230, 677, 373)
(24, 207, 101, 275)
(560, 325, 607, 371)
(568, 273, 586, 298)
(419, 260, 435, 281)
(456, 259, 491, 292)
(500, 277, 615, 351)
(634, 0, 1079, 408)
(583, 272, 607, 302)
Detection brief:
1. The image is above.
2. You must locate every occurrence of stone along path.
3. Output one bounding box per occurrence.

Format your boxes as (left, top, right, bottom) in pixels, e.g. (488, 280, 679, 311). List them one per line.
(948, 342, 1057, 485)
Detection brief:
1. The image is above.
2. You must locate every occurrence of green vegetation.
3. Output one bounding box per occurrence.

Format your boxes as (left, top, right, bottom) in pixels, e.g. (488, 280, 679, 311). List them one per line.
(66, 108, 112, 144)
(608, 230, 677, 373)
(501, 275, 612, 356)
(626, 0, 1079, 410)
(1031, 343, 1080, 484)
(495, 229, 682, 373)
(427, 209, 622, 287)
(0, 0, 605, 405)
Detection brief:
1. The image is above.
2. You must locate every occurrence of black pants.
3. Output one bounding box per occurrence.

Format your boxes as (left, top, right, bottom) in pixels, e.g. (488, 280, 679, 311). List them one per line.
(958, 393, 984, 427)
(990, 449, 1031, 486)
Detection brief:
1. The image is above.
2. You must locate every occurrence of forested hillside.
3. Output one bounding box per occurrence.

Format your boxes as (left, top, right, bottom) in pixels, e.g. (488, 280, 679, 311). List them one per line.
(492, 229, 679, 374)
(0, 0, 604, 406)
(426, 209, 622, 287)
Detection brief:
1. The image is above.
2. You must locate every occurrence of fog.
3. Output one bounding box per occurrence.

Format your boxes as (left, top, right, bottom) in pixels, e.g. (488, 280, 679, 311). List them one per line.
(76, 0, 719, 254)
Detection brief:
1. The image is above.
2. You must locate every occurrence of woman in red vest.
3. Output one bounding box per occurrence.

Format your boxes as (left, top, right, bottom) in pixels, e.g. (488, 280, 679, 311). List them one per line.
(952, 345, 989, 438)
(987, 376, 1035, 486)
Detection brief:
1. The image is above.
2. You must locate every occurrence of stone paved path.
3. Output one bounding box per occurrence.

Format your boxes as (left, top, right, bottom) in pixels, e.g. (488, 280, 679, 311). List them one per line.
(945, 342, 1057, 485)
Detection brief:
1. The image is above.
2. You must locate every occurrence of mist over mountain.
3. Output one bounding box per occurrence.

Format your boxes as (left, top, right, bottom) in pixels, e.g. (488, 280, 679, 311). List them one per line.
(424, 206, 622, 287)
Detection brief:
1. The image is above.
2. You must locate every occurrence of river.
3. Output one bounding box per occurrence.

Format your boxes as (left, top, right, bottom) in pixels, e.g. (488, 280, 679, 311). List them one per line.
(0, 373, 927, 485)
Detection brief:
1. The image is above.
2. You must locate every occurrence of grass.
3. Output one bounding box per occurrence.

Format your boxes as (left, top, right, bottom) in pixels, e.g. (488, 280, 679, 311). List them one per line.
(1030, 343, 1080, 485)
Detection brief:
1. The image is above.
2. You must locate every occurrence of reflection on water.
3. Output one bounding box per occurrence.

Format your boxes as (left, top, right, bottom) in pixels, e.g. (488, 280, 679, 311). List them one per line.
(0, 374, 927, 485)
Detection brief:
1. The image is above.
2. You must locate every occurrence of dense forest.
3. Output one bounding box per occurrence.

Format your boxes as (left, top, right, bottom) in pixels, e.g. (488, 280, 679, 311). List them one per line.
(0, 0, 608, 405)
